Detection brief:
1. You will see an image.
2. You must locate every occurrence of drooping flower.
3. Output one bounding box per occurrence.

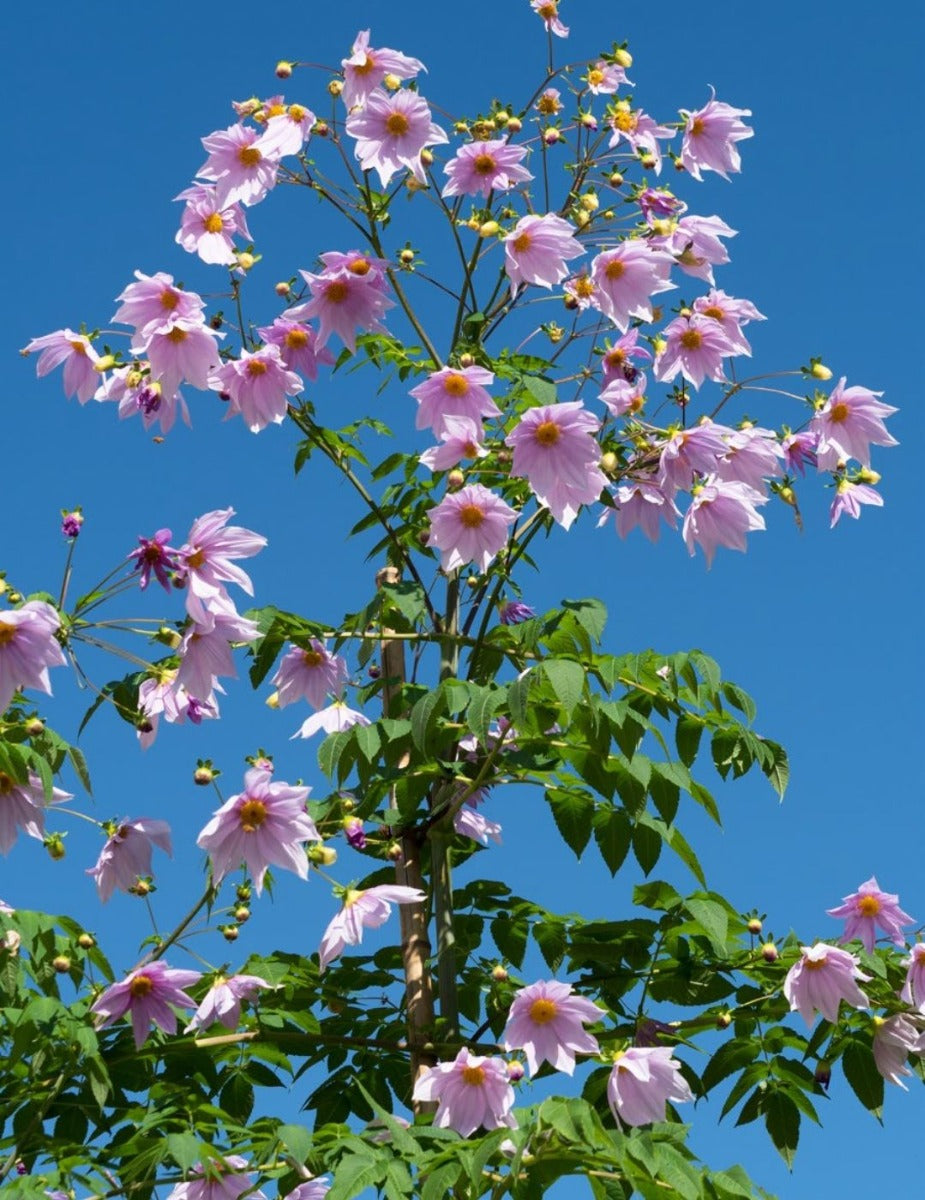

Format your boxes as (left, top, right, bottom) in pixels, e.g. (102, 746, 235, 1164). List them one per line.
(453, 801, 503, 847)
(506, 402, 606, 529)
(655, 214, 737, 285)
(781, 430, 818, 476)
(419, 415, 489, 472)
(282, 1181, 330, 1200)
(137, 672, 218, 750)
(96, 365, 191, 436)
(607, 104, 674, 172)
(197, 123, 281, 208)
(658, 422, 731, 490)
(290, 253, 394, 353)
(341, 30, 425, 111)
(503, 213, 584, 296)
(680, 93, 753, 181)
(112, 271, 207, 343)
(0, 601, 67, 715)
(180, 508, 267, 622)
(175, 184, 253, 266)
(637, 187, 685, 225)
(654, 314, 734, 390)
(410, 365, 500, 436)
(91, 961, 201, 1049)
(87, 818, 173, 903)
(175, 599, 259, 701)
(211, 344, 303, 434)
(345, 88, 447, 187)
(129, 529, 181, 591)
(185, 973, 272, 1032)
(292, 701, 370, 740)
(0, 771, 71, 855)
(682, 476, 767, 566)
(530, 1, 569, 39)
(585, 59, 631, 94)
(318, 884, 425, 971)
(256, 318, 334, 382)
(165, 1156, 267, 1200)
(145, 318, 223, 400)
(426, 485, 517, 573)
(599, 374, 646, 418)
(590, 242, 675, 331)
(783, 943, 871, 1026)
(273, 642, 349, 709)
(829, 478, 883, 528)
(715, 426, 784, 491)
(197, 767, 318, 895)
(826, 876, 913, 953)
(412, 1047, 516, 1136)
(603, 481, 680, 543)
(901, 944, 925, 1011)
(259, 102, 316, 158)
(606, 1046, 694, 1126)
(21, 329, 101, 403)
(811, 378, 897, 469)
(872, 1014, 925, 1089)
(442, 140, 532, 199)
(503, 980, 604, 1076)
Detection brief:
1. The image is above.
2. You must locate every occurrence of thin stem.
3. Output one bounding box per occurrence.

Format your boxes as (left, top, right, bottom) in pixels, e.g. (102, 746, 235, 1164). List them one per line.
(141, 883, 217, 965)
(58, 536, 78, 610)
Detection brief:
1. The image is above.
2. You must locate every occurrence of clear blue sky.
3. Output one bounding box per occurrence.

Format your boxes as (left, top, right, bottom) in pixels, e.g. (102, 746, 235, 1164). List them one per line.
(3, 1, 923, 1196)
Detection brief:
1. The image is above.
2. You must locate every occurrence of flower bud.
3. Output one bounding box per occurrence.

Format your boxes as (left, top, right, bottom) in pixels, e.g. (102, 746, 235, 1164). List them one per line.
(93, 354, 116, 373)
(458, 353, 475, 368)
(53, 954, 72, 973)
(640, 153, 657, 170)
(478, 220, 500, 238)
(327, 78, 344, 96)
(420, 148, 434, 166)
(579, 192, 599, 212)
(44, 834, 66, 861)
(314, 121, 329, 138)
(399, 248, 415, 265)
(651, 306, 663, 322)
(25, 718, 44, 737)
(155, 625, 182, 649)
(77, 933, 95, 949)
(386, 841, 403, 862)
(491, 964, 509, 982)
(236, 884, 252, 902)
(811, 361, 833, 380)
(276, 61, 294, 79)
(814, 1061, 832, 1090)
(856, 468, 881, 485)
(193, 766, 215, 786)
(608, 171, 624, 187)
(266, 691, 280, 709)
(236, 252, 256, 272)
(600, 451, 618, 474)
(275, 281, 292, 297)
(601, 209, 615, 220)
(368, 663, 381, 679)
(563, 293, 579, 311)
(506, 1060, 525, 1081)
(2, 930, 21, 955)
(383, 73, 401, 91)
(573, 210, 591, 228)
(447, 469, 465, 490)
(234, 906, 251, 923)
(506, 116, 523, 133)
(760, 941, 778, 963)
(129, 878, 152, 897)
(746, 918, 763, 935)
(308, 843, 338, 867)
(495, 110, 510, 125)
(466, 575, 480, 589)
(453, 121, 469, 134)
(221, 924, 239, 942)
(341, 796, 355, 813)
(716, 1011, 732, 1029)
(543, 128, 561, 145)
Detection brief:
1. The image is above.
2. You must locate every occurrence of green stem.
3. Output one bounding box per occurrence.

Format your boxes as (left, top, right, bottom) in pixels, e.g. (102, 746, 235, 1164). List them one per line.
(142, 883, 217, 964)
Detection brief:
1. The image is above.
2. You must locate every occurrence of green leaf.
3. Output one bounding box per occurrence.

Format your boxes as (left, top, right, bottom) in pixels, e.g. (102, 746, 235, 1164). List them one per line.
(842, 1039, 884, 1119)
(522, 374, 558, 405)
(534, 920, 568, 973)
(543, 659, 585, 715)
(685, 897, 730, 958)
(466, 683, 504, 747)
(760, 738, 789, 799)
(491, 915, 529, 968)
(166, 1132, 203, 1172)
(326, 1153, 382, 1200)
(410, 687, 446, 755)
(67, 745, 92, 794)
(277, 1123, 314, 1163)
(764, 1090, 800, 1168)
(353, 722, 382, 764)
(421, 1164, 460, 1200)
(593, 805, 631, 876)
(546, 788, 594, 857)
(562, 598, 607, 643)
(675, 716, 703, 767)
(631, 821, 661, 874)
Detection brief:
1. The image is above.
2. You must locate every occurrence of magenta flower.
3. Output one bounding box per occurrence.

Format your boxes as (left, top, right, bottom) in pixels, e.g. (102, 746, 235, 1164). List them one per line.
(197, 123, 281, 208)
(499, 600, 536, 625)
(503, 980, 604, 1076)
(604, 481, 680, 543)
(638, 188, 685, 224)
(530, 0, 569, 39)
(427, 484, 518, 573)
(655, 315, 734, 390)
(112, 271, 206, 343)
(682, 476, 767, 566)
(256, 318, 334, 382)
(166, 1157, 266, 1200)
(0, 771, 71, 855)
(811, 378, 897, 469)
(318, 884, 425, 971)
(411, 365, 499, 437)
(61, 509, 84, 539)
(782, 430, 818, 476)
(507, 402, 607, 529)
(185, 973, 271, 1032)
(901, 944, 925, 1011)
(346, 88, 447, 187)
(292, 701, 370, 740)
(608, 105, 674, 173)
(442, 140, 532, 199)
(87, 818, 173, 903)
(175, 184, 252, 266)
(681, 93, 753, 181)
(91, 961, 201, 1049)
(826, 876, 913, 953)
(607, 1046, 694, 1126)
(412, 1047, 516, 1136)
(873, 1015, 925, 1089)
(21, 329, 101, 403)
(419, 416, 489, 472)
(503, 213, 584, 296)
(783, 943, 871, 1026)
(146, 318, 223, 400)
(590, 243, 675, 331)
(273, 641, 348, 709)
(211, 345, 303, 434)
(180, 508, 267, 622)
(129, 529, 180, 591)
(292, 253, 394, 353)
(829, 479, 883, 527)
(341, 30, 425, 111)
(343, 816, 366, 850)
(0, 600, 67, 715)
(197, 767, 318, 895)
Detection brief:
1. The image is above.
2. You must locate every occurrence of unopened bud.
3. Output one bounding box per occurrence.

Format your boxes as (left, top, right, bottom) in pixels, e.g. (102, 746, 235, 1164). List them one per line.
(341, 796, 355, 812)
(573, 209, 591, 228)
(236, 884, 252, 902)
(579, 192, 599, 212)
(94, 354, 116, 373)
(420, 148, 434, 166)
(155, 625, 182, 649)
(266, 691, 280, 709)
(53, 954, 72, 973)
(222, 924, 239, 942)
(25, 718, 44, 737)
(716, 1011, 732, 1029)
(454, 120, 469, 134)
(640, 153, 657, 170)
(193, 766, 215, 786)
(495, 110, 510, 125)
(602, 209, 615, 220)
(600, 451, 618, 474)
(234, 906, 251, 923)
(652, 336, 667, 355)
(129, 878, 152, 896)
(237, 252, 256, 271)
(308, 843, 338, 867)
(491, 964, 509, 982)
(77, 933, 95, 949)
(811, 361, 833, 380)
(651, 306, 663, 322)
(275, 280, 291, 297)
(609, 171, 624, 187)
(856, 467, 881, 485)
(327, 78, 344, 96)
(276, 60, 294, 79)
(563, 293, 579, 311)
(45, 834, 66, 861)
(417, 527, 431, 546)
(459, 353, 475, 368)
(383, 73, 401, 91)
(386, 841, 403, 862)
(314, 121, 329, 138)
(447, 469, 465, 490)
(614, 47, 633, 68)
(478, 220, 500, 238)
(760, 941, 778, 963)
(506, 1060, 525, 1081)
(746, 918, 763, 935)
(399, 248, 415, 264)
(814, 1061, 832, 1089)
(506, 116, 523, 133)
(543, 127, 561, 145)
(466, 575, 479, 589)
(778, 485, 797, 507)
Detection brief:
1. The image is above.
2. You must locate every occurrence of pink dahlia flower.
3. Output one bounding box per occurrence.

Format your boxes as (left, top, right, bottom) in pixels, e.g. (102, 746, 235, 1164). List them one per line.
(197, 123, 280, 208)
(901, 944, 925, 1011)
(412, 1047, 516, 1136)
(811, 378, 897, 469)
(112, 271, 206, 344)
(607, 1046, 693, 1126)
(166, 1157, 266, 1200)
(129, 529, 180, 591)
(283, 1183, 329, 1200)
(273, 641, 349, 709)
(586, 60, 631, 94)
(829, 479, 883, 528)
(655, 315, 734, 390)
(137, 674, 217, 750)
(146, 318, 223, 400)
(180, 508, 267, 622)
(782, 430, 818, 476)
(872, 1014, 925, 1089)
(530, 0, 569, 39)
(292, 254, 394, 353)
(442, 140, 532, 199)
(608, 105, 674, 173)
(97, 366, 191, 436)
(185, 973, 271, 1032)
(601, 330, 653, 386)
(318, 884, 425, 971)
(503, 980, 604, 1076)
(503, 213, 584, 296)
(658, 422, 731, 491)
(599, 374, 646, 418)
(453, 800, 503, 847)
(427, 484, 518, 572)
(87, 818, 173, 903)
(783, 943, 871, 1026)
(292, 701, 370, 740)
(715, 426, 784, 491)
(211, 345, 303, 433)
(21, 329, 101, 403)
(692, 289, 765, 355)
(175, 184, 252, 266)
(682, 476, 767, 566)
(411, 365, 499, 437)
(256, 318, 334, 381)
(590, 243, 675, 331)
(0, 600, 67, 715)
(419, 415, 489, 472)
(197, 767, 318, 895)
(826, 876, 913, 954)
(507, 402, 606, 529)
(91, 961, 201, 1049)
(655, 214, 736, 286)
(603, 481, 680, 543)
(0, 771, 71, 855)
(342, 30, 425, 111)
(175, 601, 259, 713)
(346, 88, 447, 187)
(638, 188, 685, 225)
(260, 102, 316, 158)
(681, 92, 753, 181)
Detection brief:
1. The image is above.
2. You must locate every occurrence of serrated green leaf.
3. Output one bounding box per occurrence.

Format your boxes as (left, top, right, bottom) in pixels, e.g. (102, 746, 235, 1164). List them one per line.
(685, 897, 730, 957)
(676, 716, 703, 767)
(543, 659, 585, 715)
(593, 805, 631, 876)
(764, 1090, 800, 1168)
(277, 1123, 314, 1163)
(841, 1039, 884, 1119)
(546, 788, 594, 858)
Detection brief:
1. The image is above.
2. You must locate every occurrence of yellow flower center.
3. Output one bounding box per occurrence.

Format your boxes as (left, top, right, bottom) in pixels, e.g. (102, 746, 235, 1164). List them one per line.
(574, 276, 594, 297)
(285, 329, 309, 349)
(472, 153, 497, 175)
(246, 358, 269, 377)
(606, 348, 627, 367)
(70, 339, 88, 354)
(443, 372, 470, 397)
(239, 797, 268, 832)
(267, 104, 286, 118)
(512, 232, 532, 253)
(857, 896, 881, 917)
(612, 109, 637, 133)
(352, 54, 376, 76)
(204, 213, 224, 234)
(528, 998, 558, 1024)
(537, 2, 557, 18)
(458, 504, 485, 529)
(604, 259, 625, 281)
(325, 281, 350, 304)
(588, 68, 605, 87)
(238, 145, 263, 167)
(0, 620, 17, 646)
(160, 288, 179, 310)
(303, 649, 324, 668)
(537, 95, 560, 115)
(461, 1065, 486, 1086)
(679, 329, 703, 350)
(166, 327, 188, 344)
(690, 116, 706, 137)
(385, 112, 410, 137)
(534, 420, 561, 446)
(804, 954, 828, 971)
(701, 305, 725, 320)
(829, 401, 850, 423)
(0, 772, 14, 793)
(288, 104, 307, 122)
(186, 548, 205, 569)
(129, 974, 154, 997)
(347, 258, 372, 276)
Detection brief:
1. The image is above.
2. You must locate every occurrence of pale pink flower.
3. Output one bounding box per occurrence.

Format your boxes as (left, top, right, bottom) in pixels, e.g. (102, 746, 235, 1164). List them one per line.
(658, 422, 731, 490)
(603, 481, 680, 542)
(412, 1047, 516, 1136)
(829, 479, 883, 527)
(97, 365, 191, 435)
(256, 318, 334, 381)
(782, 430, 818, 476)
(901, 944, 925, 1011)
(112, 271, 206, 343)
(273, 641, 348, 709)
(346, 88, 447, 187)
(784, 943, 871, 1026)
(185, 973, 272, 1032)
(873, 1015, 925, 1089)
(166, 1157, 266, 1200)
(503, 980, 604, 1076)
(607, 1047, 693, 1126)
(176, 600, 259, 702)
(91, 961, 201, 1049)
(453, 791, 502, 846)
(259, 102, 316, 158)
(442, 140, 532, 199)
(292, 701, 370, 740)
(586, 60, 631, 94)
(599, 374, 646, 418)
(692, 289, 765, 354)
(180, 508, 267, 622)
(811, 378, 897, 469)
(137, 674, 217, 750)
(419, 415, 489, 472)
(0, 601, 67, 715)
(342, 30, 425, 111)
(656, 214, 736, 285)
(608, 105, 674, 173)
(145, 318, 223, 400)
(503, 213, 584, 296)
(282, 1183, 329, 1200)
(427, 485, 517, 572)
(211, 344, 303, 433)
(21, 329, 101, 403)
(655, 314, 734, 389)
(637, 188, 685, 225)
(590, 243, 675, 331)
(0, 772, 71, 854)
(681, 92, 753, 181)
(563, 271, 598, 310)
(197, 767, 317, 894)
(827, 877, 912, 953)
(601, 330, 653, 385)
(683, 476, 767, 565)
(530, 0, 569, 39)
(507, 401, 606, 529)
(411, 365, 499, 436)
(175, 184, 252, 266)
(197, 123, 280, 208)
(87, 818, 172, 903)
(318, 884, 425, 971)
(291, 253, 394, 353)
(715, 426, 784, 491)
